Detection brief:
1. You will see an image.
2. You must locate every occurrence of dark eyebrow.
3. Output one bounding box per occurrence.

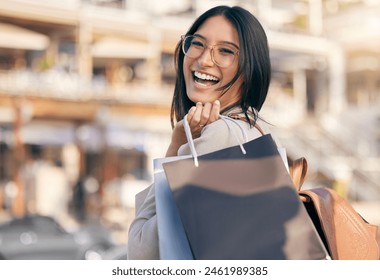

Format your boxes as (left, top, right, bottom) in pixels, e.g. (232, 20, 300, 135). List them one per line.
(193, 33, 239, 50)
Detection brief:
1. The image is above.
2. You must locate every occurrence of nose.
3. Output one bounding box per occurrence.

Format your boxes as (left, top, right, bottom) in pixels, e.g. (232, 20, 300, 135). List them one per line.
(197, 46, 214, 67)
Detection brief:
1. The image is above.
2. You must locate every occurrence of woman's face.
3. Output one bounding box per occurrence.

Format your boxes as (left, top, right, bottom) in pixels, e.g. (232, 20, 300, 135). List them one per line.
(183, 15, 242, 109)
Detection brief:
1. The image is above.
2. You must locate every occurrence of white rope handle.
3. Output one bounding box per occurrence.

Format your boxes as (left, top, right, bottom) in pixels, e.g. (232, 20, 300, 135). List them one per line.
(183, 113, 199, 167)
(219, 115, 248, 154)
(183, 114, 248, 167)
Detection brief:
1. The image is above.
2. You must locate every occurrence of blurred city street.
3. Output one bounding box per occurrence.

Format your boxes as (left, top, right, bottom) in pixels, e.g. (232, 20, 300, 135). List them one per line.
(1, 0, 380, 259)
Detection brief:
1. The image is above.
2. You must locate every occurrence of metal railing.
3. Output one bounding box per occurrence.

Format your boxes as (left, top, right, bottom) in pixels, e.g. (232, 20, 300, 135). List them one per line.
(0, 70, 173, 105)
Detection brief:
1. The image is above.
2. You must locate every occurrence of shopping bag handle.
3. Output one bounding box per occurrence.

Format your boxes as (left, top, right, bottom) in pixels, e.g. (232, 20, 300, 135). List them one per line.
(183, 114, 248, 167)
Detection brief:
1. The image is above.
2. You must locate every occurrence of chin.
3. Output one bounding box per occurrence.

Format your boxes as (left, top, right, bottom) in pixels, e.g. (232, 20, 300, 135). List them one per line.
(187, 90, 216, 103)
(189, 95, 213, 104)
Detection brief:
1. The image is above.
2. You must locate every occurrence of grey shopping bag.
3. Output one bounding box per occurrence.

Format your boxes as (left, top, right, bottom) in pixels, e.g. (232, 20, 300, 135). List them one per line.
(162, 133, 330, 260)
(154, 156, 194, 259)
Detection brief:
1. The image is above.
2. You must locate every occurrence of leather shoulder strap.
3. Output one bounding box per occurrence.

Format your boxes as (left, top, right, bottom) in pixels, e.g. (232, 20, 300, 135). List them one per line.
(225, 113, 265, 136)
(288, 157, 308, 191)
(254, 123, 265, 136)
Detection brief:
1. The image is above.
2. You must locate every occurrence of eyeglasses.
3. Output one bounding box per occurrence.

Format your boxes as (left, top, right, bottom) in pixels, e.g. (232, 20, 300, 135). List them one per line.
(181, 35, 239, 68)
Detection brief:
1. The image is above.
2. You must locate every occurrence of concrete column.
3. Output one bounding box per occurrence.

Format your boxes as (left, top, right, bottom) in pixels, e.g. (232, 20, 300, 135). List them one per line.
(77, 12, 93, 82)
(11, 100, 26, 216)
(46, 34, 59, 67)
(293, 68, 307, 116)
(146, 30, 162, 85)
(328, 44, 346, 113)
(309, 0, 323, 36)
(257, 0, 273, 26)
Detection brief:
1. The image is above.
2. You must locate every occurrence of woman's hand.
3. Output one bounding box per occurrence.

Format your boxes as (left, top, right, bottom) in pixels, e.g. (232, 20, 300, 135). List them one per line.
(165, 100, 220, 157)
(186, 100, 220, 137)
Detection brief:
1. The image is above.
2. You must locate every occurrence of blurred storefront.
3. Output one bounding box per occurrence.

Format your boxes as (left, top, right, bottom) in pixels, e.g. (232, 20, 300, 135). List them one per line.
(0, 95, 170, 220)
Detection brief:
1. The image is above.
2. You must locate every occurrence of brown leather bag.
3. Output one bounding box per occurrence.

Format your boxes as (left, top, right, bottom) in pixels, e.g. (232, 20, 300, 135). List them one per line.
(288, 157, 380, 260)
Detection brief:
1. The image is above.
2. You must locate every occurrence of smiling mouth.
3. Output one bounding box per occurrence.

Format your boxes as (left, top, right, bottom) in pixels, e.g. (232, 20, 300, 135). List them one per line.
(193, 71, 219, 86)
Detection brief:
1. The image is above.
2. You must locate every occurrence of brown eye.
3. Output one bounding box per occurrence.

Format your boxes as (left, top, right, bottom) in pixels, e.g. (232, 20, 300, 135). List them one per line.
(218, 47, 235, 56)
(191, 39, 205, 48)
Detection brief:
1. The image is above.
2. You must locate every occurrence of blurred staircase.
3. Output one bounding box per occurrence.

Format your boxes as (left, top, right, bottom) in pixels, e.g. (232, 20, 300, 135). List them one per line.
(274, 117, 380, 201)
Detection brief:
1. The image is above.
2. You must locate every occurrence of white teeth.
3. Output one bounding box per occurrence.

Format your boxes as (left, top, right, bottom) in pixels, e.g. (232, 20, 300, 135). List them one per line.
(194, 71, 219, 82)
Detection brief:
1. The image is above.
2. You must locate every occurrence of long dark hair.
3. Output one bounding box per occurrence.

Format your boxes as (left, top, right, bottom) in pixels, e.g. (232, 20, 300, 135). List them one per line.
(170, 5, 271, 128)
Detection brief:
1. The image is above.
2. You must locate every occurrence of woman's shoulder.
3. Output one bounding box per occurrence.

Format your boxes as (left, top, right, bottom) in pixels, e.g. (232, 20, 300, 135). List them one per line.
(178, 118, 263, 156)
(207, 117, 266, 139)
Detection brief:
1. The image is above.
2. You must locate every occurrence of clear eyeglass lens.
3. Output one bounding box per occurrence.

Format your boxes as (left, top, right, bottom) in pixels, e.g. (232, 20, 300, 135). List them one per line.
(182, 36, 237, 68)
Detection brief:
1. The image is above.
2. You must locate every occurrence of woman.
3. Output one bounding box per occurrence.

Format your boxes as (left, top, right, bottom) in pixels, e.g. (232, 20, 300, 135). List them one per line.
(127, 5, 272, 260)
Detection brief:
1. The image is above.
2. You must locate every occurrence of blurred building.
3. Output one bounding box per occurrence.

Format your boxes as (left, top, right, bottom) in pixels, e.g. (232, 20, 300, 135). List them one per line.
(0, 0, 380, 229)
(0, 0, 176, 231)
